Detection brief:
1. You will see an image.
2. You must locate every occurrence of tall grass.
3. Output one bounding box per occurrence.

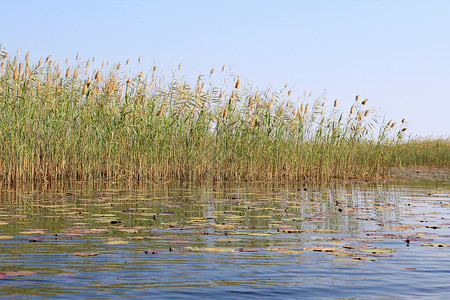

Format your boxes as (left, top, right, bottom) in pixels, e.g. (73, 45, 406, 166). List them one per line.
(0, 48, 448, 183)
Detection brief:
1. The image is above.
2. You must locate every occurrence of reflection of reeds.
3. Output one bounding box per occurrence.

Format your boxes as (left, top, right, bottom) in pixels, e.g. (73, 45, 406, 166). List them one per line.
(0, 49, 448, 183)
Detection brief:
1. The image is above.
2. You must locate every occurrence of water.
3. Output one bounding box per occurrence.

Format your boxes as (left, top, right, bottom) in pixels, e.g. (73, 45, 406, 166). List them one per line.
(0, 180, 449, 299)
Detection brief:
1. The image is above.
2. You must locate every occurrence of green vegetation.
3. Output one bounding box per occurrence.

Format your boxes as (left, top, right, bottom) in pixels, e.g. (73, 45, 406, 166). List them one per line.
(0, 49, 448, 183)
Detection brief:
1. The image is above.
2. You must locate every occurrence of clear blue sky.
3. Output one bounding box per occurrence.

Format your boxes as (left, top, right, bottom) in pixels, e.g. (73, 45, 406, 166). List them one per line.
(2, 0, 449, 137)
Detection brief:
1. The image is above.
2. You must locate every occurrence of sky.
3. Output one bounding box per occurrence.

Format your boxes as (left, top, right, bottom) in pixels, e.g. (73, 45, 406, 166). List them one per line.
(1, 0, 449, 137)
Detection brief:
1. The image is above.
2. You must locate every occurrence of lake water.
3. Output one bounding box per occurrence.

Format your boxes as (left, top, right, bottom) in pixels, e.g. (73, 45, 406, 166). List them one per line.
(0, 180, 449, 299)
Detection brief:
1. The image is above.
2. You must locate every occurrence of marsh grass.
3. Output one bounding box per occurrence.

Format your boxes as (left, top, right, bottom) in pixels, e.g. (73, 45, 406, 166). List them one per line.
(0, 49, 448, 183)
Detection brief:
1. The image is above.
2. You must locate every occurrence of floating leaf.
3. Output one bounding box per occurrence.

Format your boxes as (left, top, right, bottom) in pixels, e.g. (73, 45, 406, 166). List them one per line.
(104, 239, 128, 245)
(238, 247, 260, 252)
(248, 233, 271, 236)
(216, 237, 242, 242)
(426, 225, 448, 229)
(421, 242, 450, 247)
(277, 228, 303, 233)
(276, 249, 303, 254)
(28, 237, 45, 242)
(204, 247, 236, 253)
(351, 256, 378, 261)
(74, 252, 99, 256)
(267, 247, 303, 254)
(333, 258, 360, 262)
(183, 247, 203, 252)
(19, 230, 46, 235)
(360, 248, 395, 253)
(343, 245, 368, 250)
(144, 249, 163, 254)
(304, 247, 343, 252)
(0, 271, 37, 277)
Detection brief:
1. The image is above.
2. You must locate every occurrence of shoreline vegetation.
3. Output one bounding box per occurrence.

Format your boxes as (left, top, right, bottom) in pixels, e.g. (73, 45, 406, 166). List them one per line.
(0, 48, 448, 183)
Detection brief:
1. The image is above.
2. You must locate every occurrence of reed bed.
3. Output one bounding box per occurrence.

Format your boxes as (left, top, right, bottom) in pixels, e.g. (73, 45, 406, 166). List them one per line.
(0, 48, 448, 183)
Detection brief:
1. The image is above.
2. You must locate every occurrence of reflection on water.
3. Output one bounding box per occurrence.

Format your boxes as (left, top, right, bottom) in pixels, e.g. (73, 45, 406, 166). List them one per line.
(0, 180, 449, 299)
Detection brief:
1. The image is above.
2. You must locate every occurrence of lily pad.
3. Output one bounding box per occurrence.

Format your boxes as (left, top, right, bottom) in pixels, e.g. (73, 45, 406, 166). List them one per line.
(74, 252, 100, 256)
(237, 248, 260, 252)
(0, 271, 37, 277)
(421, 242, 450, 247)
(144, 249, 163, 254)
(0, 235, 14, 239)
(304, 246, 343, 252)
(203, 247, 236, 253)
(360, 248, 396, 253)
(104, 239, 129, 245)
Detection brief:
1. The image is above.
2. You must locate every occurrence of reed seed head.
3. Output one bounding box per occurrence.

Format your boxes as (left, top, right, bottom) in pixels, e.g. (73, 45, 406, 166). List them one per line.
(361, 99, 368, 105)
(334, 99, 338, 107)
(210, 68, 215, 74)
(402, 118, 405, 124)
(355, 95, 360, 101)
(305, 104, 309, 114)
(65, 67, 70, 78)
(350, 105, 355, 115)
(235, 78, 241, 89)
(357, 111, 363, 121)
(401, 128, 407, 132)
(390, 122, 396, 128)
(156, 107, 164, 116)
(222, 107, 228, 119)
(222, 65, 225, 72)
(364, 109, 370, 117)
(95, 70, 101, 82)
(250, 115, 258, 127)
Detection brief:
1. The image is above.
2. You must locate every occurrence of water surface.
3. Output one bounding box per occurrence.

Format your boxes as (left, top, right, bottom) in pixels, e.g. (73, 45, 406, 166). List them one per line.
(0, 180, 449, 299)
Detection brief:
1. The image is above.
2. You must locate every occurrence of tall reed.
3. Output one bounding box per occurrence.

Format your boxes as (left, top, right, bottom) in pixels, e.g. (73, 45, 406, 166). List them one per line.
(0, 48, 447, 183)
